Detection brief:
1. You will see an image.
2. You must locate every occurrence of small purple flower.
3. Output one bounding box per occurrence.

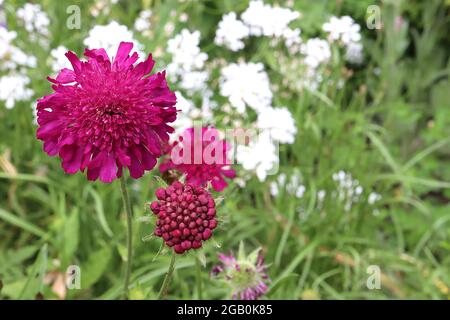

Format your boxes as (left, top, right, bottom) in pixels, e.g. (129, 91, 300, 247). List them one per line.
(211, 243, 270, 300)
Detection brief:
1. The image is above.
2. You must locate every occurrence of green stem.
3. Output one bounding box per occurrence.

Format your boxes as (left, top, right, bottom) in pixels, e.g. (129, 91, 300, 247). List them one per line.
(119, 175, 133, 300)
(195, 257, 203, 300)
(157, 251, 177, 299)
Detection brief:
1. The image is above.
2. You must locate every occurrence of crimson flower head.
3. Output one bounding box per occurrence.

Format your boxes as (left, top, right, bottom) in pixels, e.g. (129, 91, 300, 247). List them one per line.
(36, 42, 177, 183)
(150, 181, 217, 254)
(159, 127, 236, 192)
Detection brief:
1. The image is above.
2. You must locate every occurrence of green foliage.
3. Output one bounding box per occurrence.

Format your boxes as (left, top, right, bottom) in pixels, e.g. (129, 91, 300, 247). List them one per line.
(0, 0, 449, 300)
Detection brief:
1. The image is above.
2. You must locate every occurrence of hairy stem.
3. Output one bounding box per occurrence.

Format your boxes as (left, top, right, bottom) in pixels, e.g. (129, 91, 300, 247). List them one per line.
(157, 251, 177, 299)
(120, 175, 133, 300)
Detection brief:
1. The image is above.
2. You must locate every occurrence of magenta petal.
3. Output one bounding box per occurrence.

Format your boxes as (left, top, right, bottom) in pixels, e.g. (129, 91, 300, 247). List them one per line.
(65, 51, 82, 74)
(84, 48, 109, 61)
(43, 140, 59, 156)
(114, 42, 133, 65)
(222, 169, 236, 178)
(128, 155, 144, 179)
(211, 177, 227, 192)
(62, 146, 84, 174)
(87, 166, 100, 181)
(133, 54, 155, 77)
(99, 153, 117, 183)
(140, 148, 157, 170)
(55, 68, 76, 84)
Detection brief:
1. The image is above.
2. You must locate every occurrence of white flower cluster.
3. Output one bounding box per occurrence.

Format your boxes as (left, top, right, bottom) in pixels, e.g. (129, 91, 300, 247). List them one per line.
(332, 170, 363, 211)
(172, 91, 214, 133)
(242, 0, 300, 38)
(219, 60, 297, 180)
(256, 107, 297, 144)
(0, 26, 36, 109)
(167, 29, 208, 94)
(214, 12, 249, 52)
(220, 62, 272, 113)
(295, 38, 331, 90)
(323, 16, 363, 64)
(214, 0, 301, 51)
(134, 9, 152, 33)
(84, 21, 144, 59)
(344, 42, 363, 65)
(49, 46, 71, 73)
(0, 28, 37, 71)
(270, 173, 306, 199)
(0, 74, 33, 109)
(301, 38, 331, 69)
(16, 3, 50, 37)
(236, 132, 279, 182)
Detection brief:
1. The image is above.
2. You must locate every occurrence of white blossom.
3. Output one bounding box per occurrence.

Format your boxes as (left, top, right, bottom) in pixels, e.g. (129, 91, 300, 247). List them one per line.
(167, 29, 208, 94)
(345, 41, 363, 64)
(220, 62, 272, 113)
(215, 12, 250, 51)
(270, 173, 305, 198)
(0, 74, 34, 109)
(84, 21, 144, 58)
(323, 16, 364, 65)
(332, 171, 363, 211)
(16, 3, 50, 36)
(283, 27, 301, 48)
(134, 9, 152, 32)
(172, 91, 195, 133)
(301, 38, 331, 69)
(49, 46, 71, 73)
(0, 28, 36, 71)
(241, 0, 300, 38)
(322, 16, 361, 45)
(257, 107, 297, 144)
(236, 132, 278, 181)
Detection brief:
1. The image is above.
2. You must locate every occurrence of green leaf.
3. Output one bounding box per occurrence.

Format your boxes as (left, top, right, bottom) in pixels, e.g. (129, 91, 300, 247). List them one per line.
(80, 247, 112, 290)
(0, 208, 47, 238)
(237, 241, 246, 261)
(62, 209, 79, 267)
(18, 244, 48, 299)
(86, 187, 113, 238)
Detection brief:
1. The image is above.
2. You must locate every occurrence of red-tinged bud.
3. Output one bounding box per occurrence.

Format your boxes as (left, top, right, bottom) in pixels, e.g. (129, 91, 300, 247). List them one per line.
(150, 181, 217, 254)
(172, 181, 183, 189)
(174, 244, 184, 254)
(155, 188, 166, 200)
(198, 194, 208, 205)
(202, 229, 212, 240)
(181, 240, 192, 250)
(192, 240, 202, 249)
(209, 219, 217, 229)
(150, 201, 159, 213)
(172, 229, 181, 238)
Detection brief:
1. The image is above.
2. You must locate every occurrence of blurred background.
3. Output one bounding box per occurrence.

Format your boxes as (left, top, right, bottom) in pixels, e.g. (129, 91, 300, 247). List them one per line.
(0, 0, 449, 299)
